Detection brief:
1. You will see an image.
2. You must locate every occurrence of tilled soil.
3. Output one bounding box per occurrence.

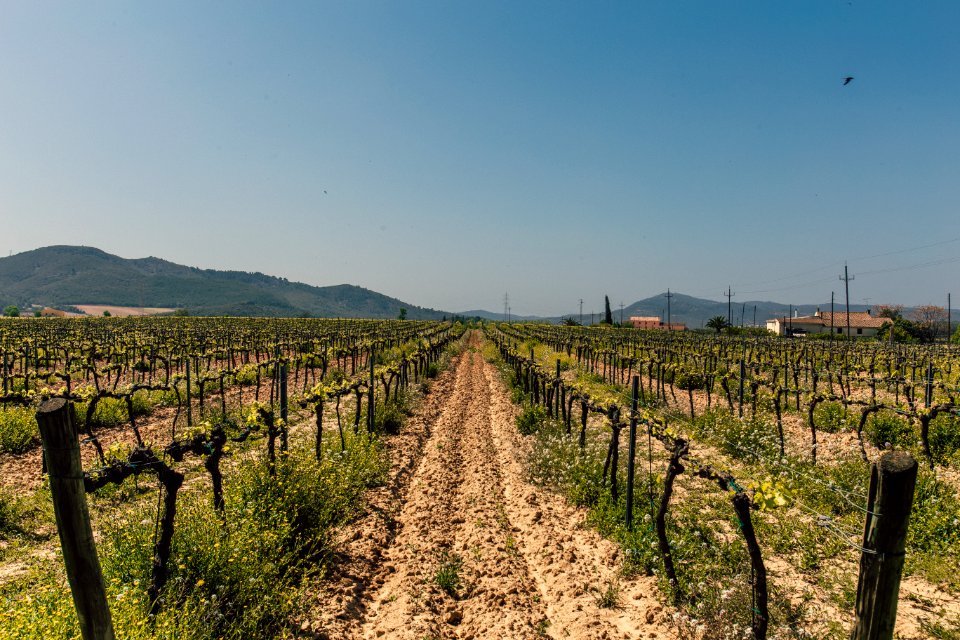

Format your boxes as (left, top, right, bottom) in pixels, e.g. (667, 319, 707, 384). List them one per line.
(308, 335, 676, 639)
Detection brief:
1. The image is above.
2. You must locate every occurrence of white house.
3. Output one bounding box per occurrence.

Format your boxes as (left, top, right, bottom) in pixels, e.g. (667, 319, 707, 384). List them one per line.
(766, 310, 887, 338)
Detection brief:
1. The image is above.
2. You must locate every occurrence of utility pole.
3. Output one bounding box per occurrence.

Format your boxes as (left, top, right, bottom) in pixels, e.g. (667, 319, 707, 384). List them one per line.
(619, 301, 624, 326)
(753, 305, 757, 328)
(840, 264, 854, 339)
(948, 293, 952, 344)
(725, 286, 734, 325)
(830, 291, 835, 340)
(664, 289, 674, 331)
(740, 302, 746, 328)
(503, 293, 509, 323)
(579, 299, 583, 325)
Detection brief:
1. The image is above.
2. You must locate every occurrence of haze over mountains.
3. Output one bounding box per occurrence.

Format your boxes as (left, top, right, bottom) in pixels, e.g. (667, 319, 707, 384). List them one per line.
(0, 246, 447, 319)
(467, 294, 871, 329)
(1, 246, 874, 325)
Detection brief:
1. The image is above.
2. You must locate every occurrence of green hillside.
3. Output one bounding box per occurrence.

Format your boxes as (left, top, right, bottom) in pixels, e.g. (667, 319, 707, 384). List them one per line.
(0, 246, 447, 319)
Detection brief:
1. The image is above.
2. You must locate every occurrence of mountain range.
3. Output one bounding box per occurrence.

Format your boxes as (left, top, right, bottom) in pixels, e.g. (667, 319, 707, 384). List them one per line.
(0, 246, 447, 319)
(0, 246, 876, 325)
(465, 294, 871, 328)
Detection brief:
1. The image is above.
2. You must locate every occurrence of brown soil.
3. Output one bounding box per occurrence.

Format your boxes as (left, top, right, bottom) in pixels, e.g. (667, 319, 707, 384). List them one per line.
(305, 334, 677, 639)
(73, 305, 176, 317)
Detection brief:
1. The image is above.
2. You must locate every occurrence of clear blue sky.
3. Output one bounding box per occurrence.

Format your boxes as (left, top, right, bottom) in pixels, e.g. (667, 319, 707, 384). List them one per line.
(1, 1, 958, 316)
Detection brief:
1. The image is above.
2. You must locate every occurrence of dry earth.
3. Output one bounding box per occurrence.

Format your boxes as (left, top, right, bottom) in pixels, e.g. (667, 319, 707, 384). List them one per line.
(74, 305, 176, 317)
(604, 362, 960, 637)
(307, 334, 677, 640)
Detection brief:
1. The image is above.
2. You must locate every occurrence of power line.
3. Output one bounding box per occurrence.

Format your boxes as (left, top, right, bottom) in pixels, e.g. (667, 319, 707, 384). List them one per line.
(664, 289, 674, 330)
(682, 237, 960, 300)
(840, 264, 855, 339)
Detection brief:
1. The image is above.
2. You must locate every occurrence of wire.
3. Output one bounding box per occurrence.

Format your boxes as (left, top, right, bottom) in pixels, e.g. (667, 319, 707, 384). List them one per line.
(793, 497, 876, 555)
(609, 388, 875, 512)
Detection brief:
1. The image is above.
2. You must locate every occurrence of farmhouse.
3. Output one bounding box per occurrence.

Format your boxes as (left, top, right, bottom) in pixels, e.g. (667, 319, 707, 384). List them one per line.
(629, 316, 686, 331)
(766, 310, 887, 337)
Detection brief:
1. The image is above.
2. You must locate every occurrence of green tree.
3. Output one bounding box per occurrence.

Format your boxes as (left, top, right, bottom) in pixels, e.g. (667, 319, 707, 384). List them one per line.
(603, 296, 613, 325)
(2, 306, 19, 317)
(398, 308, 407, 320)
(103, 310, 111, 317)
(952, 323, 960, 345)
(706, 315, 729, 334)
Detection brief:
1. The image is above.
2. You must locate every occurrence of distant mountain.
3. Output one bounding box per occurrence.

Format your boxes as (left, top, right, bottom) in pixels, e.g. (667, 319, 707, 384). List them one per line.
(456, 309, 548, 322)
(618, 292, 870, 329)
(468, 293, 875, 329)
(0, 246, 448, 319)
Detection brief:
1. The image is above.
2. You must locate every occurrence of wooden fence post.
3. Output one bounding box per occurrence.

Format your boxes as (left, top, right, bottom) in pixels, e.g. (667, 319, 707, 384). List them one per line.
(738, 357, 746, 418)
(555, 359, 561, 417)
(280, 360, 288, 452)
(368, 346, 375, 432)
(850, 451, 918, 640)
(625, 376, 639, 530)
(37, 398, 115, 640)
(185, 357, 192, 427)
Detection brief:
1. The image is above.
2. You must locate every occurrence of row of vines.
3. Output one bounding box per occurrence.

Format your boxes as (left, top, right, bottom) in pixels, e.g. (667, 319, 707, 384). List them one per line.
(486, 322, 960, 639)
(0, 317, 464, 639)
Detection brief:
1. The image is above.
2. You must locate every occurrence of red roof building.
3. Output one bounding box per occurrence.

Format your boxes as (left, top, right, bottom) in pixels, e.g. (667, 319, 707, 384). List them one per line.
(629, 316, 686, 331)
(766, 310, 886, 337)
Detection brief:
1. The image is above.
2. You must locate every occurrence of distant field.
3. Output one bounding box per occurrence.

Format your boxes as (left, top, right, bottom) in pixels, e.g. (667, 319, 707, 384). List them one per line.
(74, 305, 176, 317)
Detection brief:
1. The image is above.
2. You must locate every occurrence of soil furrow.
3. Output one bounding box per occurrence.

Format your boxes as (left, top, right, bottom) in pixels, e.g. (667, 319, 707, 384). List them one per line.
(308, 333, 678, 639)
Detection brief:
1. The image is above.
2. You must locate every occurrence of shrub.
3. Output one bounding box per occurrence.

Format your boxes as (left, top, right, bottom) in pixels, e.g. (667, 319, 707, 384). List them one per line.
(367, 395, 408, 435)
(0, 486, 18, 536)
(425, 362, 440, 379)
(674, 371, 706, 391)
(76, 396, 129, 428)
(813, 401, 854, 434)
(929, 413, 960, 466)
(233, 363, 259, 385)
(2, 435, 387, 639)
(433, 550, 463, 596)
(908, 469, 960, 558)
(0, 406, 37, 454)
(864, 412, 914, 450)
(691, 409, 780, 461)
(516, 405, 547, 436)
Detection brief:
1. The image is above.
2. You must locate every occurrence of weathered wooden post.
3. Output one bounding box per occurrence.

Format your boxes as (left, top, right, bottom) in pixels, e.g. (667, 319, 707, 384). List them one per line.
(738, 356, 746, 418)
(850, 451, 918, 640)
(555, 359, 562, 416)
(625, 376, 639, 530)
(368, 345, 375, 432)
(37, 398, 115, 640)
(185, 356, 193, 427)
(279, 359, 288, 452)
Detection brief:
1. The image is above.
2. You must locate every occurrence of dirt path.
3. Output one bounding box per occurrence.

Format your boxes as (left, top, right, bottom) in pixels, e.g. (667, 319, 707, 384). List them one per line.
(308, 334, 676, 639)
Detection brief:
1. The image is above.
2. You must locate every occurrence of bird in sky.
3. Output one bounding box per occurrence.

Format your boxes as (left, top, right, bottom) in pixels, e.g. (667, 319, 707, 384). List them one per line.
(843, 76, 854, 85)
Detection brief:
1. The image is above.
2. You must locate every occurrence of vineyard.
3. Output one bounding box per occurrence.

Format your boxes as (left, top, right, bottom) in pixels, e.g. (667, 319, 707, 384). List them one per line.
(0, 318, 958, 638)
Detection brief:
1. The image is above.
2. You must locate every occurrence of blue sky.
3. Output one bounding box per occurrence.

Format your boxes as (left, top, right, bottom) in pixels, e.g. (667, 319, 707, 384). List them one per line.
(1, 1, 958, 315)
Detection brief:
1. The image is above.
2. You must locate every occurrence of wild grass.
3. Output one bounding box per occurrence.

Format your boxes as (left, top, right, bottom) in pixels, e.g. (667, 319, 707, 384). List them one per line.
(0, 429, 387, 639)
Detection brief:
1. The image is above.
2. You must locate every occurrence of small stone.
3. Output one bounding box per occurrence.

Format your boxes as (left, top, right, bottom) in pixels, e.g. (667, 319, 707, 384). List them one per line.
(447, 609, 463, 625)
